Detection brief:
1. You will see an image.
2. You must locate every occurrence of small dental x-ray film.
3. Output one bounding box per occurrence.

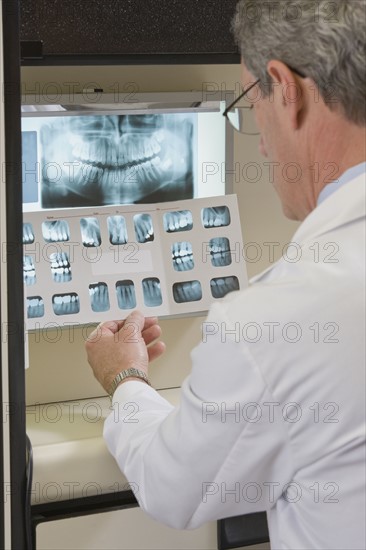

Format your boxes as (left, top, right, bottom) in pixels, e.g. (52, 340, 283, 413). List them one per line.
(23, 195, 247, 329)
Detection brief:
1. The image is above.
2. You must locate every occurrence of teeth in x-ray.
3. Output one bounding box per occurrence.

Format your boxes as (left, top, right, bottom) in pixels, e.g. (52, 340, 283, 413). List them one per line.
(117, 134, 161, 166)
(71, 157, 164, 204)
(80, 217, 101, 247)
(209, 237, 232, 267)
(71, 134, 168, 202)
(72, 137, 115, 166)
(72, 134, 161, 169)
(23, 255, 36, 285)
(23, 223, 35, 244)
(42, 221, 70, 243)
(116, 280, 136, 310)
(40, 113, 196, 208)
(27, 296, 44, 318)
(134, 214, 154, 243)
(142, 278, 162, 307)
(50, 252, 72, 283)
(108, 216, 128, 245)
(172, 242, 194, 272)
(202, 206, 231, 228)
(210, 276, 239, 299)
(52, 293, 80, 316)
(173, 280, 202, 304)
(89, 282, 110, 312)
(163, 210, 193, 233)
(42, 114, 194, 207)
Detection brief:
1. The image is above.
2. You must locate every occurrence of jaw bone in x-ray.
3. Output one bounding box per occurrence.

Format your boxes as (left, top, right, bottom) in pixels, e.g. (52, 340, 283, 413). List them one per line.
(41, 113, 195, 208)
(23, 255, 36, 285)
(163, 210, 193, 233)
(27, 296, 44, 318)
(108, 216, 128, 245)
(209, 237, 232, 267)
(42, 220, 70, 243)
(172, 241, 194, 272)
(202, 206, 231, 228)
(134, 213, 154, 243)
(210, 276, 239, 299)
(116, 280, 137, 310)
(80, 217, 102, 247)
(142, 277, 162, 307)
(173, 280, 202, 303)
(50, 252, 72, 283)
(52, 293, 80, 316)
(23, 223, 35, 244)
(89, 282, 110, 312)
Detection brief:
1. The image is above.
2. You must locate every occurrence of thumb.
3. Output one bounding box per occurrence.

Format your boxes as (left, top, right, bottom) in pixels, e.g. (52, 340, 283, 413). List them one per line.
(86, 320, 121, 344)
(119, 310, 145, 342)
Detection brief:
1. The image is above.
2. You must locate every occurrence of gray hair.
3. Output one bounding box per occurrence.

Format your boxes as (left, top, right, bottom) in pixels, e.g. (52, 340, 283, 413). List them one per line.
(232, 0, 366, 125)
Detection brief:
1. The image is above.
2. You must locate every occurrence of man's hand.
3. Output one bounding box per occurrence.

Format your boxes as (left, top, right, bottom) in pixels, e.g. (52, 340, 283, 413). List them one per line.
(85, 310, 165, 393)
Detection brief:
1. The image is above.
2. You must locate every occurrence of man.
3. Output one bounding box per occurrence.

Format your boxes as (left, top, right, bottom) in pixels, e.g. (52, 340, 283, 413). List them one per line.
(86, 1, 366, 548)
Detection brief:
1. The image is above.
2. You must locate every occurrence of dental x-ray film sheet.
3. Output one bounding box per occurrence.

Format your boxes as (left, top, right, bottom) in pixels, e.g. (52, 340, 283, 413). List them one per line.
(23, 195, 247, 329)
(22, 113, 196, 209)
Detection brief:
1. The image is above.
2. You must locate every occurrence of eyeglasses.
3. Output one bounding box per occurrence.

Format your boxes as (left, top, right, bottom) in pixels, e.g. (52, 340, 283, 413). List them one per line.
(223, 67, 306, 134)
(223, 79, 261, 135)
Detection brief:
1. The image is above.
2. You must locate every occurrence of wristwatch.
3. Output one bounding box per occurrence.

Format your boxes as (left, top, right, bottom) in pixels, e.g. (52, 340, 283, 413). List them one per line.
(108, 367, 151, 398)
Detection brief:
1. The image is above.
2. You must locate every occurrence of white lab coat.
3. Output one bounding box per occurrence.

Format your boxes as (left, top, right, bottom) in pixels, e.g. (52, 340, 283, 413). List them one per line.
(104, 172, 366, 550)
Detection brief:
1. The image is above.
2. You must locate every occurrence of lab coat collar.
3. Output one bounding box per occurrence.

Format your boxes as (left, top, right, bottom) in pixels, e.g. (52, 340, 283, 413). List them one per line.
(250, 172, 365, 284)
(293, 171, 365, 243)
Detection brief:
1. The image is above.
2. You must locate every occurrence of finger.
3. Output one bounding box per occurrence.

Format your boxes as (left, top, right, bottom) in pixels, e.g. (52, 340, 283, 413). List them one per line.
(125, 310, 145, 328)
(115, 314, 158, 335)
(99, 320, 121, 334)
(147, 340, 166, 363)
(118, 310, 145, 341)
(142, 324, 162, 346)
(143, 316, 159, 330)
(112, 314, 157, 333)
(86, 322, 109, 343)
(86, 319, 122, 344)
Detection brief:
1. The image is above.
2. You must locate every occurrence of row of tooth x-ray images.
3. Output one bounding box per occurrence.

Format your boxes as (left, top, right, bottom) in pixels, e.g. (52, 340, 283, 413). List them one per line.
(23, 235, 233, 287)
(38, 114, 195, 208)
(23, 194, 246, 325)
(171, 238, 232, 272)
(22, 206, 231, 246)
(24, 216, 154, 246)
(26, 276, 240, 318)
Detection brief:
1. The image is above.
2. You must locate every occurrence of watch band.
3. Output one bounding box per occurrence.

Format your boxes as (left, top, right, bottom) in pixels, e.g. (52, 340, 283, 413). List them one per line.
(108, 368, 151, 397)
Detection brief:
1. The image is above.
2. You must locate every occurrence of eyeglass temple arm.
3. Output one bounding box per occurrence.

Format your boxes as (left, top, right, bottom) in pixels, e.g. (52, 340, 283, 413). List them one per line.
(223, 79, 260, 117)
(223, 66, 306, 118)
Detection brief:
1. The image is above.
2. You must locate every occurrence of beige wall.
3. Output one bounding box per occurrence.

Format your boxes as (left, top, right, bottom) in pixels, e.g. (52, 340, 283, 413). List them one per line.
(23, 64, 299, 405)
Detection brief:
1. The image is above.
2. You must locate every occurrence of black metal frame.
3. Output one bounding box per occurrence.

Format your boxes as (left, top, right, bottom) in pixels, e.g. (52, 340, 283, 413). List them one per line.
(21, 50, 240, 66)
(31, 492, 270, 550)
(218, 513, 270, 549)
(2, 0, 27, 548)
(31, 491, 138, 548)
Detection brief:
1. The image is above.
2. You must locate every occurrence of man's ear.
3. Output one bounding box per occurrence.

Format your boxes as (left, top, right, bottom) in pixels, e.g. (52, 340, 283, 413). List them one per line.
(267, 60, 305, 130)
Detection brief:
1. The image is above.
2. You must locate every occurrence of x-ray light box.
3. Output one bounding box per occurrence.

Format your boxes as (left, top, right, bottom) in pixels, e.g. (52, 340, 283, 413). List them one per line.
(21, 91, 234, 212)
